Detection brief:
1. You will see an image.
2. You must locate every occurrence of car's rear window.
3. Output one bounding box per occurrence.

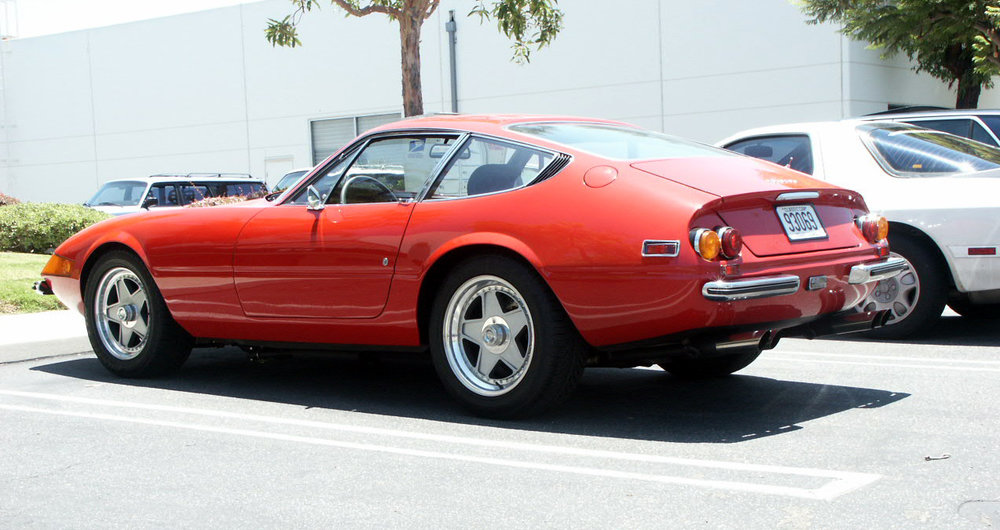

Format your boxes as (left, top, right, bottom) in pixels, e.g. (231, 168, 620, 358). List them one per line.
(508, 122, 730, 161)
(859, 124, 1000, 177)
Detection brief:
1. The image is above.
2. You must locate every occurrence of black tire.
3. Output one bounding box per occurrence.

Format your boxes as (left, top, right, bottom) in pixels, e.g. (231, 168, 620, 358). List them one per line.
(947, 296, 1000, 319)
(657, 350, 762, 379)
(860, 234, 947, 339)
(429, 255, 586, 418)
(84, 251, 193, 377)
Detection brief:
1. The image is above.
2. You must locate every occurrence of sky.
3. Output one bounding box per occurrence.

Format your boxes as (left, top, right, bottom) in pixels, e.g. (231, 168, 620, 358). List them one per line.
(7, 0, 252, 38)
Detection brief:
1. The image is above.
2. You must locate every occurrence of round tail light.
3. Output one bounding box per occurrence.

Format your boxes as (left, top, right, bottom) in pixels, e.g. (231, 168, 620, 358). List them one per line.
(717, 227, 743, 259)
(858, 215, 889, 243)
(692, 228, 721, 260)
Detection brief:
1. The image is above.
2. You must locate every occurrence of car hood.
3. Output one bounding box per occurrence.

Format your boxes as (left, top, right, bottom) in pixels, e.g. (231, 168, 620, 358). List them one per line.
(631, 156, 837, 198)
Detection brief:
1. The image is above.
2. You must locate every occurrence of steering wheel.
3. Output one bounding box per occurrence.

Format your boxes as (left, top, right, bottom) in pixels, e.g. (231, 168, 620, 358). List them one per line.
(339, 175, 398, 204)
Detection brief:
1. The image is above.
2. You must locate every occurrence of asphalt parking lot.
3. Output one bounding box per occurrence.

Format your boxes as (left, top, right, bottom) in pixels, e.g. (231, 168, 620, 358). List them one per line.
(1, 311, 998, 528)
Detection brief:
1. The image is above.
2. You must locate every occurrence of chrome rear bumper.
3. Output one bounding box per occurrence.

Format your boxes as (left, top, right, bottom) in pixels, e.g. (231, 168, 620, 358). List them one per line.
(848, 257, 907, 284)
(701, 257, 906, 302)
(702, 275, 800, 302)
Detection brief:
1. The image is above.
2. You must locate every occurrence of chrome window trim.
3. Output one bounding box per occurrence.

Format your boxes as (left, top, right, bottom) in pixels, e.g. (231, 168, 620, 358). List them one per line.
(641, 240, 681, 258)
(415, 132, 472, 201)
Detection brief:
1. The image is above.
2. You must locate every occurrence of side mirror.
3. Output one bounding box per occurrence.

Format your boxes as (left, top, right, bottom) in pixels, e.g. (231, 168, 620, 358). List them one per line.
(142, 197, 158, 209)
(306, 185, 325, 211)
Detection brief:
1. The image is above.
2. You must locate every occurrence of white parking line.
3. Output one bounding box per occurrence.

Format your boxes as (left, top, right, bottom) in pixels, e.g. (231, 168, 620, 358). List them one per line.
(761, 356, 1000, 372)
(0, 390, 879, 500)
(774, 350, 1000, 365)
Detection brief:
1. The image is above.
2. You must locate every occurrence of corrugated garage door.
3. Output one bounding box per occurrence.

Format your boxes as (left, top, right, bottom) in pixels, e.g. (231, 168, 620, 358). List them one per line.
(311, 113, 400, 164)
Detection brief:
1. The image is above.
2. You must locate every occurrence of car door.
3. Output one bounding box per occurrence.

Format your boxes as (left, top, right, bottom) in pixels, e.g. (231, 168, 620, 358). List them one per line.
(233, 133, 460, 319)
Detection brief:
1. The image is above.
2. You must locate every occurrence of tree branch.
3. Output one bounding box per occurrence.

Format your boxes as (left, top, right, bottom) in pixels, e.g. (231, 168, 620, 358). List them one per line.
(424, 0, 440, 20)
(329, 0, 401, 18)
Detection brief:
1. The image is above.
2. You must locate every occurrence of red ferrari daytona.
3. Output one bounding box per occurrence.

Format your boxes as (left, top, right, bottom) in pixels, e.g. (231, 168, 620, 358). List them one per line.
(40, 115, 904, 417)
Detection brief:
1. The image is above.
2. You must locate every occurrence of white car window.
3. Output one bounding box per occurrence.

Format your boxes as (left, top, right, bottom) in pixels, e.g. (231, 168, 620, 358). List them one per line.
(859, 124, 1000, 177)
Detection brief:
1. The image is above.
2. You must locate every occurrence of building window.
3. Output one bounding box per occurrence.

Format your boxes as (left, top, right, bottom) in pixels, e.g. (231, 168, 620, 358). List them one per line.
(310, 113, 401, 165)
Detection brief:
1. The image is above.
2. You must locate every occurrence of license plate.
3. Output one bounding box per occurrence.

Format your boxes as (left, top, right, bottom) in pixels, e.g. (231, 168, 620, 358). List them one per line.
(776, 204, 827, 241)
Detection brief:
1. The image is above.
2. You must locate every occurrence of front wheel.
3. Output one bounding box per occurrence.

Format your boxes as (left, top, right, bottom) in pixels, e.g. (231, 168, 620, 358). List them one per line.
(84, 251, 193, 377)
(429, 256, 586, 418)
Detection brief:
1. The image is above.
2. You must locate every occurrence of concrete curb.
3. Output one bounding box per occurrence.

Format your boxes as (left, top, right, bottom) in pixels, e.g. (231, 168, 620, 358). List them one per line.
(0, 310, 90, 364)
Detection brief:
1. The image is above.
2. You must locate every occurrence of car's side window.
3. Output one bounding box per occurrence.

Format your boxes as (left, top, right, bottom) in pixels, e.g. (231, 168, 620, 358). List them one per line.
(970, 122, 998, 146)
(178, 184, 209, 205)
(429, 137, 552, 199)
(725, 135, 814, 175)
(332, 136, 456, 204)
(904, 118, 972, 138)
(146, 184, 179, 207)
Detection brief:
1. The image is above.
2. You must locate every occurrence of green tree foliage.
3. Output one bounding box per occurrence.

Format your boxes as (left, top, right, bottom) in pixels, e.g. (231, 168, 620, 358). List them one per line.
(799, 0, 1000, 108)
(265, 0, 564, 116)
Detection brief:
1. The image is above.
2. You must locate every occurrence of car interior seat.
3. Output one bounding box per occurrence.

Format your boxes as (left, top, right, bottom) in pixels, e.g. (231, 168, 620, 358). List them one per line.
(466, 164, 521, 196)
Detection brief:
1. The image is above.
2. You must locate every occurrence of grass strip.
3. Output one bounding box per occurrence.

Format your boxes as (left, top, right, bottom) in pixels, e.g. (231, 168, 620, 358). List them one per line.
(0, 252, 66, 314)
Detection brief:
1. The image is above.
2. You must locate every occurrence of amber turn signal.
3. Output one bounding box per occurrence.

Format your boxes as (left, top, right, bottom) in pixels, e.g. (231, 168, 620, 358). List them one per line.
(41, 254, 74, 277)
(692, 228, 721, 261)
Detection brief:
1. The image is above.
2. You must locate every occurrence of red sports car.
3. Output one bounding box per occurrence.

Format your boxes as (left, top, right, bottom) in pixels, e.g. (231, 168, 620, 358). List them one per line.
(40, 115, 903, 417)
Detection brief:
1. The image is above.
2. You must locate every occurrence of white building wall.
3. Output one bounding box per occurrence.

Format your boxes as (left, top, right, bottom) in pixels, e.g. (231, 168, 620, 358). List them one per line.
(0, 0, 996, 203)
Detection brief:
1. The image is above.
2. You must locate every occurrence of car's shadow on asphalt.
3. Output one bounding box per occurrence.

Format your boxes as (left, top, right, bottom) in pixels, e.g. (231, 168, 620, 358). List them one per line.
(832, 314, 1000, 347)
(33, 347, 908, 444)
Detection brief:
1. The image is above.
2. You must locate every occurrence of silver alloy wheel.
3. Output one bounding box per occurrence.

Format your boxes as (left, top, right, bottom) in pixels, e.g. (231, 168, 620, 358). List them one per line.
(858, 251, 920, 325)
(94, 267, 151, 360)
(442, 275, 534, 396)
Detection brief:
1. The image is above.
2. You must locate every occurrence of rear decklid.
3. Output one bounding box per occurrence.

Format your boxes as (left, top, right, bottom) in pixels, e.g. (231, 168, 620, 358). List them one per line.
(632, 157, 867, 257)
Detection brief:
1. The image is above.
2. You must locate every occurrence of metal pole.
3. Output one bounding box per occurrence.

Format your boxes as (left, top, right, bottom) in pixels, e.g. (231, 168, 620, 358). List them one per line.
(445, 10, 458, 113)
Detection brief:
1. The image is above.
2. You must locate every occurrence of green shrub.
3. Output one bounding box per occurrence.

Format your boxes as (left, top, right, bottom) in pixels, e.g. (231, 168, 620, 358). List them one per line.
(0, 191, 19, 206)
(0, 203, 111, 253)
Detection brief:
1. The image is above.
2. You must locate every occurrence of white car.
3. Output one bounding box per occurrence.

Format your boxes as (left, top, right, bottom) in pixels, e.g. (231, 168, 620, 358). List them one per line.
(718, 120, 1000, 337)
(85, 174, 267, 216)
(271, 167, 313, 193)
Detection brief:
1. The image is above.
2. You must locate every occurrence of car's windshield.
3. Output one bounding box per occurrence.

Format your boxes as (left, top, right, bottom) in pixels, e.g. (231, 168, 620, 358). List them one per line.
(274, 170, 308, 192)
(509, 122, 731, 160)
(859, 124, 1000, 177)
(86, 181, 147, 206)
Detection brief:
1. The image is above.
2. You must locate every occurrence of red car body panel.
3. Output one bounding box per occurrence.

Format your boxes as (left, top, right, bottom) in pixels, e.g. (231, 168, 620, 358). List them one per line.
(46, 115, 885, 352)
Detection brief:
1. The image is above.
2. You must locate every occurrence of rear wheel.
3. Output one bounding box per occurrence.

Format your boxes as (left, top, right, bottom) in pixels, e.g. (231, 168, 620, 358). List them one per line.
(857, 234, 947, 339)
(429, 256, 586, 418)
(657, 350, 761, 379)
(84, 251, 193, 377)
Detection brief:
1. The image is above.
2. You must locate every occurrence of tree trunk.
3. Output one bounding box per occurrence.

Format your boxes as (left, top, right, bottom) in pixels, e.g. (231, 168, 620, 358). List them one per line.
(399, 14, 424, 117)
(955, 74, 982, 109)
